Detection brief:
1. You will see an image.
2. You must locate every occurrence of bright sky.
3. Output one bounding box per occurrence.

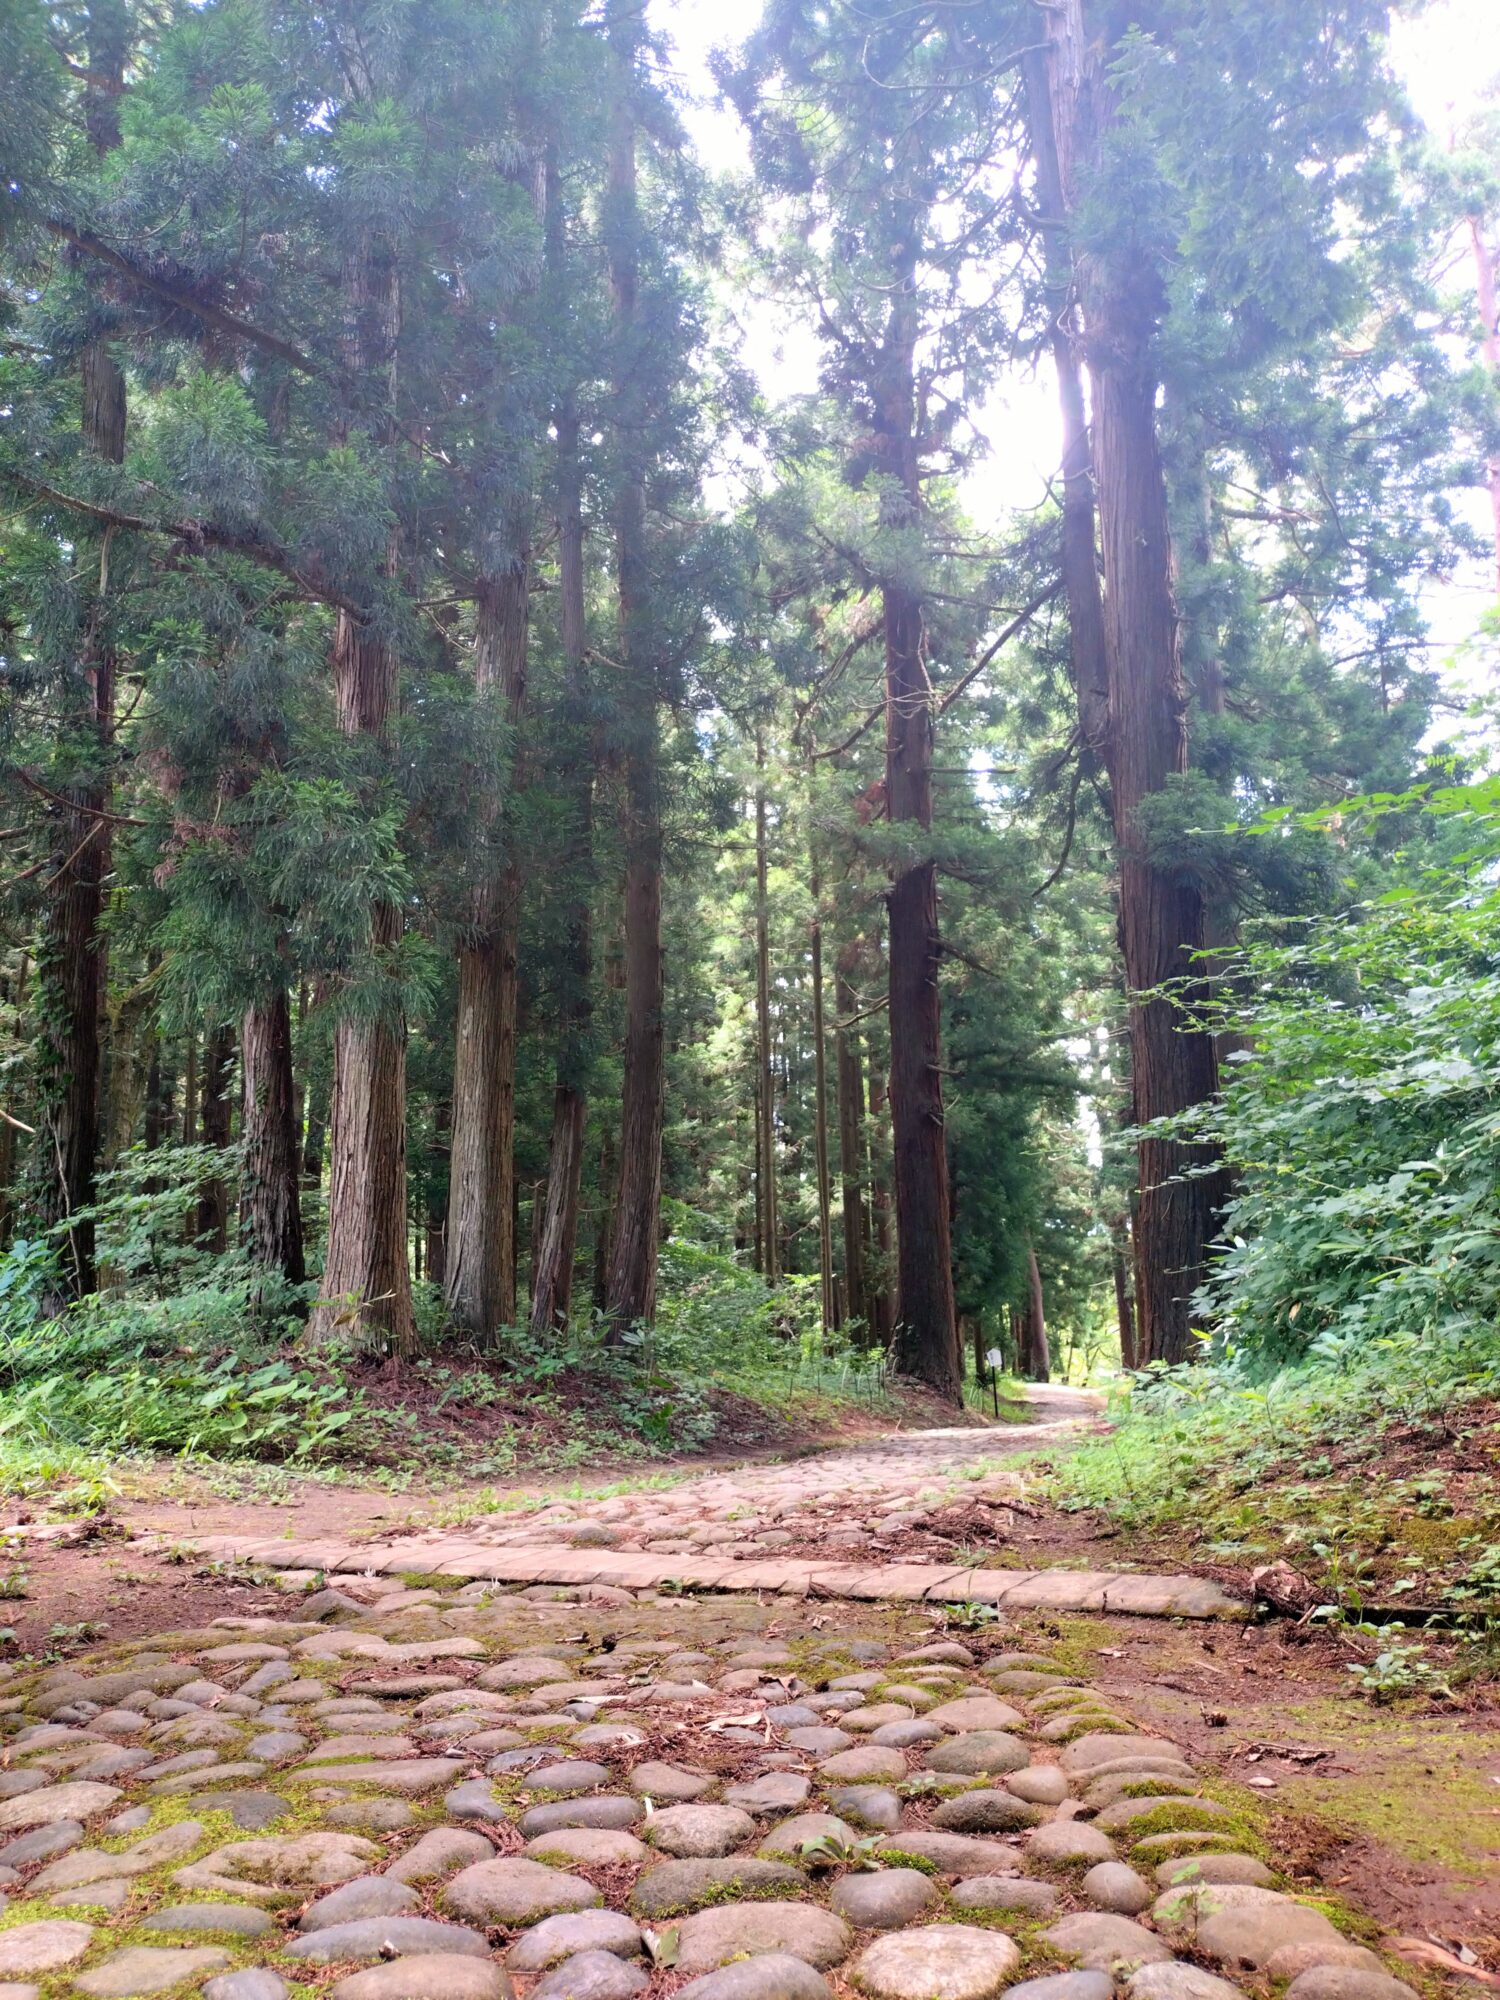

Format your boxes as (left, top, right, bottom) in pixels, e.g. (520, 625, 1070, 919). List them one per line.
(654, 0, 1500, 659)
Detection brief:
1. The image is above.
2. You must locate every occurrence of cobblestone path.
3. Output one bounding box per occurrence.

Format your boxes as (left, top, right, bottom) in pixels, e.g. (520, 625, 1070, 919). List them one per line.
(0, 1448, 1432, 2000)
(161, 1409, 1238, 1621)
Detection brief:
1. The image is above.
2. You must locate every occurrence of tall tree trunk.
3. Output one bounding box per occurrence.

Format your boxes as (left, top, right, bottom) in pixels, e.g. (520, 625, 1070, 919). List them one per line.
(809, 857, 835, 1332)
(754, 730, 779, 1282)
(530, 370, 596, 1335)
(1041, 0, 1227, 1366)
(1025, 1244, 1050, 1383)
(446, 567, 529, 1340)
(34, 0, 128, 1306)
(876, 258, 959, 1397)
(180, 1036, 198, 1147)
(1022, 45, 1109, 767)
(315, 188, 415, 1353)
(425, 1096, 449, 1291)
(834, 941, 868, 1336)
(602, 0, 664, 1335)
(867, 1053, 895, 1351)
(196, 1023, 233, 1251)
(1112, 1224, 1137, 1370)
(241, 990, 306, 1291)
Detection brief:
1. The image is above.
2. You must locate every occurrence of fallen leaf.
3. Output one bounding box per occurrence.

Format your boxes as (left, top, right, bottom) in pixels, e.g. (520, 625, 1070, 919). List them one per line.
(1389, 1939, 1500, 1988)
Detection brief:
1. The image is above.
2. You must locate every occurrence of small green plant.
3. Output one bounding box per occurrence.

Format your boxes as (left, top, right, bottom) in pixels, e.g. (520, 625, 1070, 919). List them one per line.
(0, 1568, 30, 1600)
(796, 1831, 885, 1871)
(943, 1599, 1001, 1630)
(1345, 1624, 1452, 1703)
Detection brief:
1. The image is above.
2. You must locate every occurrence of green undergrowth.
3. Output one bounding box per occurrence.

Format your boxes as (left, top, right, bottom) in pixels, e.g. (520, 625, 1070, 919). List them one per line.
(1041, 1337, 1500, 1634)
(0, 1183, 897, 1509)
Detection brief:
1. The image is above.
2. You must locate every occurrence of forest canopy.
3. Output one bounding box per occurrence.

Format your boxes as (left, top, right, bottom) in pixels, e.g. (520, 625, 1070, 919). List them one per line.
(0, 0, 1495, 1469)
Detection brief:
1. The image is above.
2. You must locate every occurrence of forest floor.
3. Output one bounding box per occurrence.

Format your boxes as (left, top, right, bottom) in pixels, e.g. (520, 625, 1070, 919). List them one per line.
(0, 1385, 1496, 1971)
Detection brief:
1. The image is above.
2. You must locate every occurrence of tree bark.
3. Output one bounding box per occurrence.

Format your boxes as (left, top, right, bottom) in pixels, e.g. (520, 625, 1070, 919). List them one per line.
(240, 990, 305, 1290)
(1023, 45, 1109, 767)
(1041, 0, 1227, 1366)
(445, 566, 529, 1340)
(34, 0, 128, 1306)
(867, 1052, 895, 1351)
(1112, 1224, 1137, 1370)
(809, 856, 835, 1333)
(834, 941, 868, 1336)
(754, 731, 779, 1282)
(1025, 1244, 1051, 1383)
(530, 400, 595, 1337)
(196, 1022, 233, 1251)
(423, 1096, 449, 1290)
(874, 249, 959, 1398)
(602, 0, 665, 1335)
(315, 182, 415, 1353)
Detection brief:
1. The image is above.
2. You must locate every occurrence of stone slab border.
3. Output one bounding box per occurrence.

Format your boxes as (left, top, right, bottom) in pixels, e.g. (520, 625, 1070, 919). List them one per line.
(144, 1533, 1247, 1619)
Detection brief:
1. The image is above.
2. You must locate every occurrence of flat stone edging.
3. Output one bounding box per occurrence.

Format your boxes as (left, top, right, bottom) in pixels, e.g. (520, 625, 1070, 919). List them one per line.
(144, 1532, 1248, 1619)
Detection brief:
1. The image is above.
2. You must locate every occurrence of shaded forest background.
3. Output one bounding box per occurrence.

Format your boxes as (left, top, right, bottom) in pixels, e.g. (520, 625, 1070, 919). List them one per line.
(0, 0, 1497, 1480)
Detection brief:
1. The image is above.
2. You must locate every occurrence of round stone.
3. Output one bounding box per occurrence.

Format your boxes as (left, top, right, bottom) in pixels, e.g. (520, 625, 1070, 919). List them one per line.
(1151, 1886, 1344, 1972)
(818, 1747, 905, 1784)
(532, 1761, 612, 1795)
(1082, 1863, 1153, 1915)
(629, 1859, 806, 1920)
(629, 1762, 711, 1802)
(850, 1924, 1021, 2000)
(299, 1876, 422, 1930)
(648, 1805, 757, 1858)
(829, 1869, 939, 1930)
(1006, 1766, 1071, 1806)
(1039, 1914, 1174, 1974)
(1007, 1978, 1113, 2000)
(506, 1912, 644, 1971)
(676, 1955, 831, 2000)
(1284, 1969, 1418, 2000)
(141, 1907, 275, 1939)
(824, 1786, 901, 1831)
(1156, 1855, 1273, 1889)
(869, 1720, 940, 1748)
(172, 1830, 383, 1904)
(1126, 1968, 1248, 2000)
(518, 1796, 642, 1836)
(443, 1857, 601, 1926)
(758, 1813, 856, 1863)
(532, 1953, 648, 2000)
(282, 1918, 492, 1966)
(931, 1790, 1039, 1834)
(329, 1959, 513, 2000)
(926, 1697, 1024, 1735)
(0, 1923, 95, 1975)
(389, 1830, 494, 1884)
(950, 1878, 1060, 1917)
(841, 1705, 915, 1734)
(724, 1775, 811, 1816)
(74, 1948, 235, 1997)
(673, 1903, 852, 1974)
(925, 1733, 1029, 1776)
(0, 1783, 120, 1831)
(523, 1830, 648, 1868)
(1027, 1820, 1116, 1867)
(204, 1973, 289, 2000)
(325, 1799, 418, 1832)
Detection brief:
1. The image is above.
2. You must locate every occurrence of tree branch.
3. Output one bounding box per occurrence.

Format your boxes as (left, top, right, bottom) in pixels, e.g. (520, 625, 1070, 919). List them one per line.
(5, 471, 365, 620)
(935, 580, 1061, 716)
(48, 222, 319, 375)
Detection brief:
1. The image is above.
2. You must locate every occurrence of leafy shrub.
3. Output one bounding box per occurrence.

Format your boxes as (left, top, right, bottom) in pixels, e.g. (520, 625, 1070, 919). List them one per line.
(1158, 823, 1500, 1371)
(0, 1147, 357, 1463)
